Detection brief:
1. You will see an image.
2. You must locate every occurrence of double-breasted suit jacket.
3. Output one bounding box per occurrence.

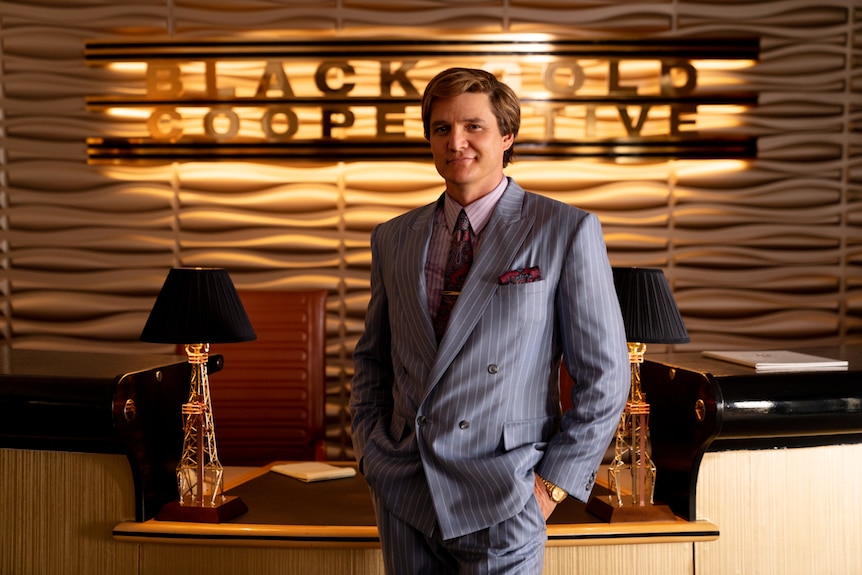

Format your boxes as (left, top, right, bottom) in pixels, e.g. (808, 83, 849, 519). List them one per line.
(351, 178, 629, 541)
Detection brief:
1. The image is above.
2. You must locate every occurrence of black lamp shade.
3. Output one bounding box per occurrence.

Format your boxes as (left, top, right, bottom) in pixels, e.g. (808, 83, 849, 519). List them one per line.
(140, 267, 256, 344)
(613, 267, 690, 345)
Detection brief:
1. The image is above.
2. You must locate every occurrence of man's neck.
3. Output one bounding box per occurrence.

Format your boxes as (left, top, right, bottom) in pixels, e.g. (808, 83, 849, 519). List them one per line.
(445, 173, 506, 206)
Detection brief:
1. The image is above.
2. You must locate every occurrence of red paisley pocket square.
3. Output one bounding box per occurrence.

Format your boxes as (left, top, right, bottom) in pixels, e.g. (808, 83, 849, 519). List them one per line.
(498, 266, 542, 285)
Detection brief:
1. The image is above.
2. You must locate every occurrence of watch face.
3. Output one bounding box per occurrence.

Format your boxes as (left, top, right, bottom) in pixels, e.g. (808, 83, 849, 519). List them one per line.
(541, 477, 567, 502)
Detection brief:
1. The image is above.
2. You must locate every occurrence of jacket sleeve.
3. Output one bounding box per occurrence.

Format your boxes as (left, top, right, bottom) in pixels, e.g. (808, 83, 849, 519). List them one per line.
(536, 212, 630, 503)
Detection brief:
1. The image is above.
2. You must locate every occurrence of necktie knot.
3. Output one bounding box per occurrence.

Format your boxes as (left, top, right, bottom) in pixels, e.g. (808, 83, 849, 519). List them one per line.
(455, 209, 470, 233)
(454, 209, 471, 243)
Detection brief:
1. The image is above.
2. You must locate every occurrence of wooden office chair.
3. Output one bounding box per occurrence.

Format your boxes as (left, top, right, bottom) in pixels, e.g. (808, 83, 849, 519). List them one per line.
(202, 289, 328, 466)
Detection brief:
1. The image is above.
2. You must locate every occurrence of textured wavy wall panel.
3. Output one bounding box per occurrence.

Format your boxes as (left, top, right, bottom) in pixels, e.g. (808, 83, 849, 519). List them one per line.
(1, 0, 859, 458)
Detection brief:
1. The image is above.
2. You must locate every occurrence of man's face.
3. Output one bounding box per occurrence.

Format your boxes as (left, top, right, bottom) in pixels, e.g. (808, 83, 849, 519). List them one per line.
(428, 92, 514, 205)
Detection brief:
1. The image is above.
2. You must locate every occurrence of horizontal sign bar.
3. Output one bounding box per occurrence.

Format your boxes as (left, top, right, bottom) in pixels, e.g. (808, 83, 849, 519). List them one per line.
(87, 137, 757, 164)
(85, 37, 760, 62)
(86, 93, 759, 109)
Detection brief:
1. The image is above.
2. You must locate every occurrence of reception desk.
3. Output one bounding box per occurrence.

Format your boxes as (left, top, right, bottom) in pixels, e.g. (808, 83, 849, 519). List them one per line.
(642, 345, 862, 575)
(0, 349, 216, 575)
(4, 346, 862, 574)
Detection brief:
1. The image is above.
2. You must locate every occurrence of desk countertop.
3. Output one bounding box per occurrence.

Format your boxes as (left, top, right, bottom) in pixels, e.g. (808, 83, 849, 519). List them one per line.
(114, 463, 719, 548)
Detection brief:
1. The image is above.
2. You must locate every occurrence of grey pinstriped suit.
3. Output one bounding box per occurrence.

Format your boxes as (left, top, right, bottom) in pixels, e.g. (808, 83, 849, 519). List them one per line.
(351, 178, 629, 544)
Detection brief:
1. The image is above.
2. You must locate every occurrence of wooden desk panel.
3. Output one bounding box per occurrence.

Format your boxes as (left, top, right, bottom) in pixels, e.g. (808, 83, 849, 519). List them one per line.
(695, 443, 862, 575)
(134, 543, 700, 575)
(1, 449, 138, 575)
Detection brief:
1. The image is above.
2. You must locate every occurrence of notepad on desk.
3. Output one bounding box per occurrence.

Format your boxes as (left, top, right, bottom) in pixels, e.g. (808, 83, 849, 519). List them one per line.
(271, 462, 357, 482)
(702, 350, 849, 372)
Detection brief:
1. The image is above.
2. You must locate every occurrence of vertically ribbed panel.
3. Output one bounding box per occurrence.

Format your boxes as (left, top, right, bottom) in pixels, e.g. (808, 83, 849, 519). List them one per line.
(0, 450, 137, 574)
(0, 0, 859, 458)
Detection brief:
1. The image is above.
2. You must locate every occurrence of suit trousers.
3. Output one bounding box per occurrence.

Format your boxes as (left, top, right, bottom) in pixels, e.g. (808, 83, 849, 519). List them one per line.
(372, 491, 546, 575)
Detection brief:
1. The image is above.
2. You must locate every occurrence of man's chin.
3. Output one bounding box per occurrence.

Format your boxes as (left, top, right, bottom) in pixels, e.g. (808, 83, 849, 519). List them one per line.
(441, 165, 475, 183)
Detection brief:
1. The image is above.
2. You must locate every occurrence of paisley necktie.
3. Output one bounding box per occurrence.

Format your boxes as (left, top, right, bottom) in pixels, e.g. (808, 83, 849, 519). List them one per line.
(434, 209, 473, 343)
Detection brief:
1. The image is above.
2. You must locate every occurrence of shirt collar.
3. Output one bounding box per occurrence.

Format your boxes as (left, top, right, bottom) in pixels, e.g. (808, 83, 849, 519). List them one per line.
(442, 175, 508, 235)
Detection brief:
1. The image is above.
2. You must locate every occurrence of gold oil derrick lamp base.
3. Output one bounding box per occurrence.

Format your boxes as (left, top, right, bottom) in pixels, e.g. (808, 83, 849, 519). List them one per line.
(156, 496, 248, 523)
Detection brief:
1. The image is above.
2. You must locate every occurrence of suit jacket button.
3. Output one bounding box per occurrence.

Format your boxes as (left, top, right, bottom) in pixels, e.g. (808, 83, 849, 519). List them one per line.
(417, 415, 427, 426)
(459, 420, 470, 430)
(487, 364, 499, 374)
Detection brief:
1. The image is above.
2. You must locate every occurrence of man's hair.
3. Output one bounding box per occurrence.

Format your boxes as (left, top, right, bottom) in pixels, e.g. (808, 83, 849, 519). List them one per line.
(421, 67, 520, 167)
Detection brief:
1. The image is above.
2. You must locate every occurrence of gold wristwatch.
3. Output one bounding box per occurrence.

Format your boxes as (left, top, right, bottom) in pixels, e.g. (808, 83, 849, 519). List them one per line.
(539, 476, 568, 503)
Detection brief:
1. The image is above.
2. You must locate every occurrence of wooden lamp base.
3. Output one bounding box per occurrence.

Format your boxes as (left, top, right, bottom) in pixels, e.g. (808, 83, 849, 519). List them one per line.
(156, 495, 248, 523)
(586, 492, 677, 523)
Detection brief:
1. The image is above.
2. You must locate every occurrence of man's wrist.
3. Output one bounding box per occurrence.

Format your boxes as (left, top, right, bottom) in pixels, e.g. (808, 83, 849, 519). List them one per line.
(538, 475, 568, 503)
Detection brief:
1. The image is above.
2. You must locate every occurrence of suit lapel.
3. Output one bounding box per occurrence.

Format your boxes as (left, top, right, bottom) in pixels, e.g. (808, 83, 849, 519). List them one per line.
(403, 200, 440, 372)
(426, 182, 534, 390)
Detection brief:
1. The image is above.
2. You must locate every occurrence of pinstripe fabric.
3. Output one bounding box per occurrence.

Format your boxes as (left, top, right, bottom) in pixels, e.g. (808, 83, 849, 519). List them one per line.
(351, 178, 629, 544)
(372, 490, 546, 575)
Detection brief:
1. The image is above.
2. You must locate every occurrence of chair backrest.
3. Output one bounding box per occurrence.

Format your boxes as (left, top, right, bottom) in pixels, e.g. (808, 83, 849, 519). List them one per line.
(205, 289, 328, 466)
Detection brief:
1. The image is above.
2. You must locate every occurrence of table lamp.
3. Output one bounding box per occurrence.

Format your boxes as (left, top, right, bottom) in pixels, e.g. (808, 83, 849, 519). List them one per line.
(140, 267, 256, 522)
(588, 267, 689, 522)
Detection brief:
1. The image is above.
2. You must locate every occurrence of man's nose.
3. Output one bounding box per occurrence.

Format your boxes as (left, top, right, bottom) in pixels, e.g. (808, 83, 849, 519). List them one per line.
(448, 127, 467, 150)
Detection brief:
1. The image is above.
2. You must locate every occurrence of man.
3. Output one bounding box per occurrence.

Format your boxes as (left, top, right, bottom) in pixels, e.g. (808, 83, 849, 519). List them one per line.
(350, 67, 629, 574)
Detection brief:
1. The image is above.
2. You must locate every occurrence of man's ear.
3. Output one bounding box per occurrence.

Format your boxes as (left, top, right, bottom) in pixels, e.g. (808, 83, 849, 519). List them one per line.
(503, 133, 514, 148)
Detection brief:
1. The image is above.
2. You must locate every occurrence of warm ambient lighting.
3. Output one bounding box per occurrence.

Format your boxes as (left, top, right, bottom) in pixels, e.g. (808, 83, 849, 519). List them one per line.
(106, 61, 147, 73)
(104, 108, 153, 120)
(692, 59, 757, 71)
(140, 267, 256, 522)
(588, 267, 689, 522)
